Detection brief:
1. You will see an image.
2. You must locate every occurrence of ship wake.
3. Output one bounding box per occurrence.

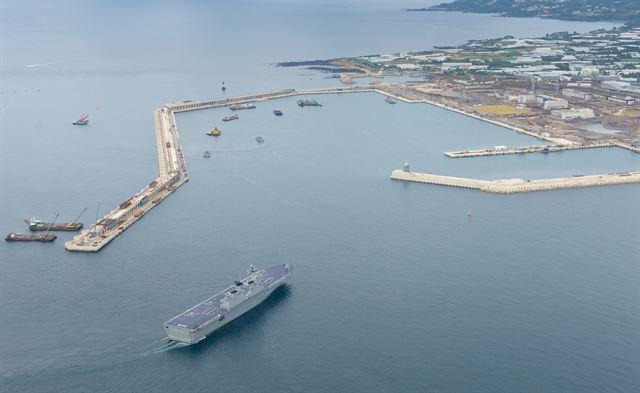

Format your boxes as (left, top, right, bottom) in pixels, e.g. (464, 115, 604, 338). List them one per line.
(142, 338, 188, 356)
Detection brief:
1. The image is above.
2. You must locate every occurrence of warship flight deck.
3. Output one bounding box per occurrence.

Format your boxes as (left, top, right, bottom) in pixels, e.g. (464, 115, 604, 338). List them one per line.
(165, 265, 288, 331)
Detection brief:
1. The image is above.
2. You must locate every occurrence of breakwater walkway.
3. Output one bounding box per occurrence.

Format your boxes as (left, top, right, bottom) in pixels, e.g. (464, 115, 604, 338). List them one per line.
(390, 168, 640, 194)
(65, 107, 188, 252)
(444, 142, 615, 158)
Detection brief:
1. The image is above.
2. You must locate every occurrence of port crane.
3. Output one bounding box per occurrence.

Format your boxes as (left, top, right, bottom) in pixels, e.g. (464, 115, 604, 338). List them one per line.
(70, 207, 87, 226)
(93, 203, 100, 237)
(46, 213, 59, 236)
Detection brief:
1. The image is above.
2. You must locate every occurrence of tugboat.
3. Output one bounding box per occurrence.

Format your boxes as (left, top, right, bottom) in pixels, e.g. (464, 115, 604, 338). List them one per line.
(222, 114, 239, 122)
(297, 99, 321, 107)
(256, 136, 264, 143)
(206, 127, 221, 137)
(273, 110, 283, 116)
(203, 151, 211, 158)
(385, 97, 397, 104)
(229, 103, 256, 110)
(73, 114, 89, 125)
(5, 233, 57, 242)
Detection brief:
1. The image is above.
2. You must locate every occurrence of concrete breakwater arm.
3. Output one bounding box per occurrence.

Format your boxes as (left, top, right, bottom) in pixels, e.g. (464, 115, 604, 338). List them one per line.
(64, 107, 188, 252)
(390, 169, 640, 194)
(444, 142, 616, 158)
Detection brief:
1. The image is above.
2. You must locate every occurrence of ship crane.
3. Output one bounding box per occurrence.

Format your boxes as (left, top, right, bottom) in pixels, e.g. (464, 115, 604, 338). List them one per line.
(71, 207, 87, 225)
(46, 213, 59, 237)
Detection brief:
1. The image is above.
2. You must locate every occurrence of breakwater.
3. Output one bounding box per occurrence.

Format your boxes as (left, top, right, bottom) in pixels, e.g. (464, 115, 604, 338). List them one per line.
(390, 169, 640, 194)
(444, 142, 615, 158)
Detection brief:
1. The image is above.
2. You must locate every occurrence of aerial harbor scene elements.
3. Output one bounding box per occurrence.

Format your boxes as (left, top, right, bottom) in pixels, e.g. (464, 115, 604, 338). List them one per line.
(1, 1, 639, 392)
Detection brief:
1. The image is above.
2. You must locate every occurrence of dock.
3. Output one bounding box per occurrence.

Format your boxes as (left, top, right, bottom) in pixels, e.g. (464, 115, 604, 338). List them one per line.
(390, 169, 640, 194)
(444, 142, 615, 158)
(65, 107, 188, 252)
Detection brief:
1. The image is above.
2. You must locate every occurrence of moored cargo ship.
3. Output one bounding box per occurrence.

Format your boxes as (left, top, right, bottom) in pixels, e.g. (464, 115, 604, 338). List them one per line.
(229, 103, 256, 110)
(297, 99, 321, 107)
(164, 264, 290, 345)
(5, 233, 57, 242)
(24, 218, 83, 231)
(222, 114, 239, 122)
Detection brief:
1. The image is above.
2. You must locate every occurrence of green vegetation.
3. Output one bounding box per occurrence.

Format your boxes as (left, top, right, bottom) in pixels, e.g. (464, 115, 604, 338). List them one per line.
(409, 0, 640, 26)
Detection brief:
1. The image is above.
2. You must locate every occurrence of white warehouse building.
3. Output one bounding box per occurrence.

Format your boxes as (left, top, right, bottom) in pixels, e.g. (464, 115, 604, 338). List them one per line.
(551, 107, 595, 120)
(543, 99, 569, 110)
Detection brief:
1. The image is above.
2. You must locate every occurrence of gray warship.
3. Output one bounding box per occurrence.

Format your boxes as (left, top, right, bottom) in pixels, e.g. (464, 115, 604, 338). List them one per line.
(164, 264, 290, 345)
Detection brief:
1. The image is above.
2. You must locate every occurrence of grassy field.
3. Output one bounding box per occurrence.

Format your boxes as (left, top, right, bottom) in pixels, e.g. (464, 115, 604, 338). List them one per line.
(474, 104, 532, 116)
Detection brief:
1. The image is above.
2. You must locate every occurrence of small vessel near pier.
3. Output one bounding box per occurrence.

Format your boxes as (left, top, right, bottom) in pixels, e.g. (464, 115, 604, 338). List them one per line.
(222, 114, 238, 122)
(24, 217, 83, 231)
(206, 127, 221, 137)
(385, 97, 397, 104)
(73, 114, 89, 125)
(297, 99, 321, 107)
(229, 103, 256, 110)
(164, 264, 290, 345)
(5, 233, 57, 242)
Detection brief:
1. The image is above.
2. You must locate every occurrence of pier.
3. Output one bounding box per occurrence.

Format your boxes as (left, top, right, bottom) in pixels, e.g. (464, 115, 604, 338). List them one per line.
(65, 107, 188, 252)
(390, 169, 640, 194)
(165, 87, 374, 113)
(444, 142, 615, 158)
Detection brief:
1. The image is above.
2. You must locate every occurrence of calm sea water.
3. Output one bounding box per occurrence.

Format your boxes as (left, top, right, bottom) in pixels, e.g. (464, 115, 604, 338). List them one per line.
(1, 2, 638, 392)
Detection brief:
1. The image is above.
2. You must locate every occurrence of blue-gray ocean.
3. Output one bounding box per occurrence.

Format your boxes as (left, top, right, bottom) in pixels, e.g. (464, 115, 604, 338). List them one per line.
(1, 1, 638, 392)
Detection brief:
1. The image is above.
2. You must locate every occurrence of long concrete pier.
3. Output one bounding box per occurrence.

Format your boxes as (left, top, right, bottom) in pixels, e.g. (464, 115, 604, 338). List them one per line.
(165, 86, 374, 113)
(444, 142, 615, 158)
(390, 169, 640, 194)
(65, 107, 188, 252)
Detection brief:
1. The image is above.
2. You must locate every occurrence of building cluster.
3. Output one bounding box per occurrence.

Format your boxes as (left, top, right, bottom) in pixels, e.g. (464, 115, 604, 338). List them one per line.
(353, 26, 640, 99)
(506, 92, 595, 119)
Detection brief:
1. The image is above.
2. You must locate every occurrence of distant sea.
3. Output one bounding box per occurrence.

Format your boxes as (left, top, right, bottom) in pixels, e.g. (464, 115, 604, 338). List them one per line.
(1, 2, 637, 392)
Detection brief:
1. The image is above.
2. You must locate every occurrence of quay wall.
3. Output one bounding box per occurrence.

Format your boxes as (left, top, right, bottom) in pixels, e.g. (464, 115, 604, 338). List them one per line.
(444, 142, 615, 158)
(65, 107, 188, 252)
(390, 170, 640, 194)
